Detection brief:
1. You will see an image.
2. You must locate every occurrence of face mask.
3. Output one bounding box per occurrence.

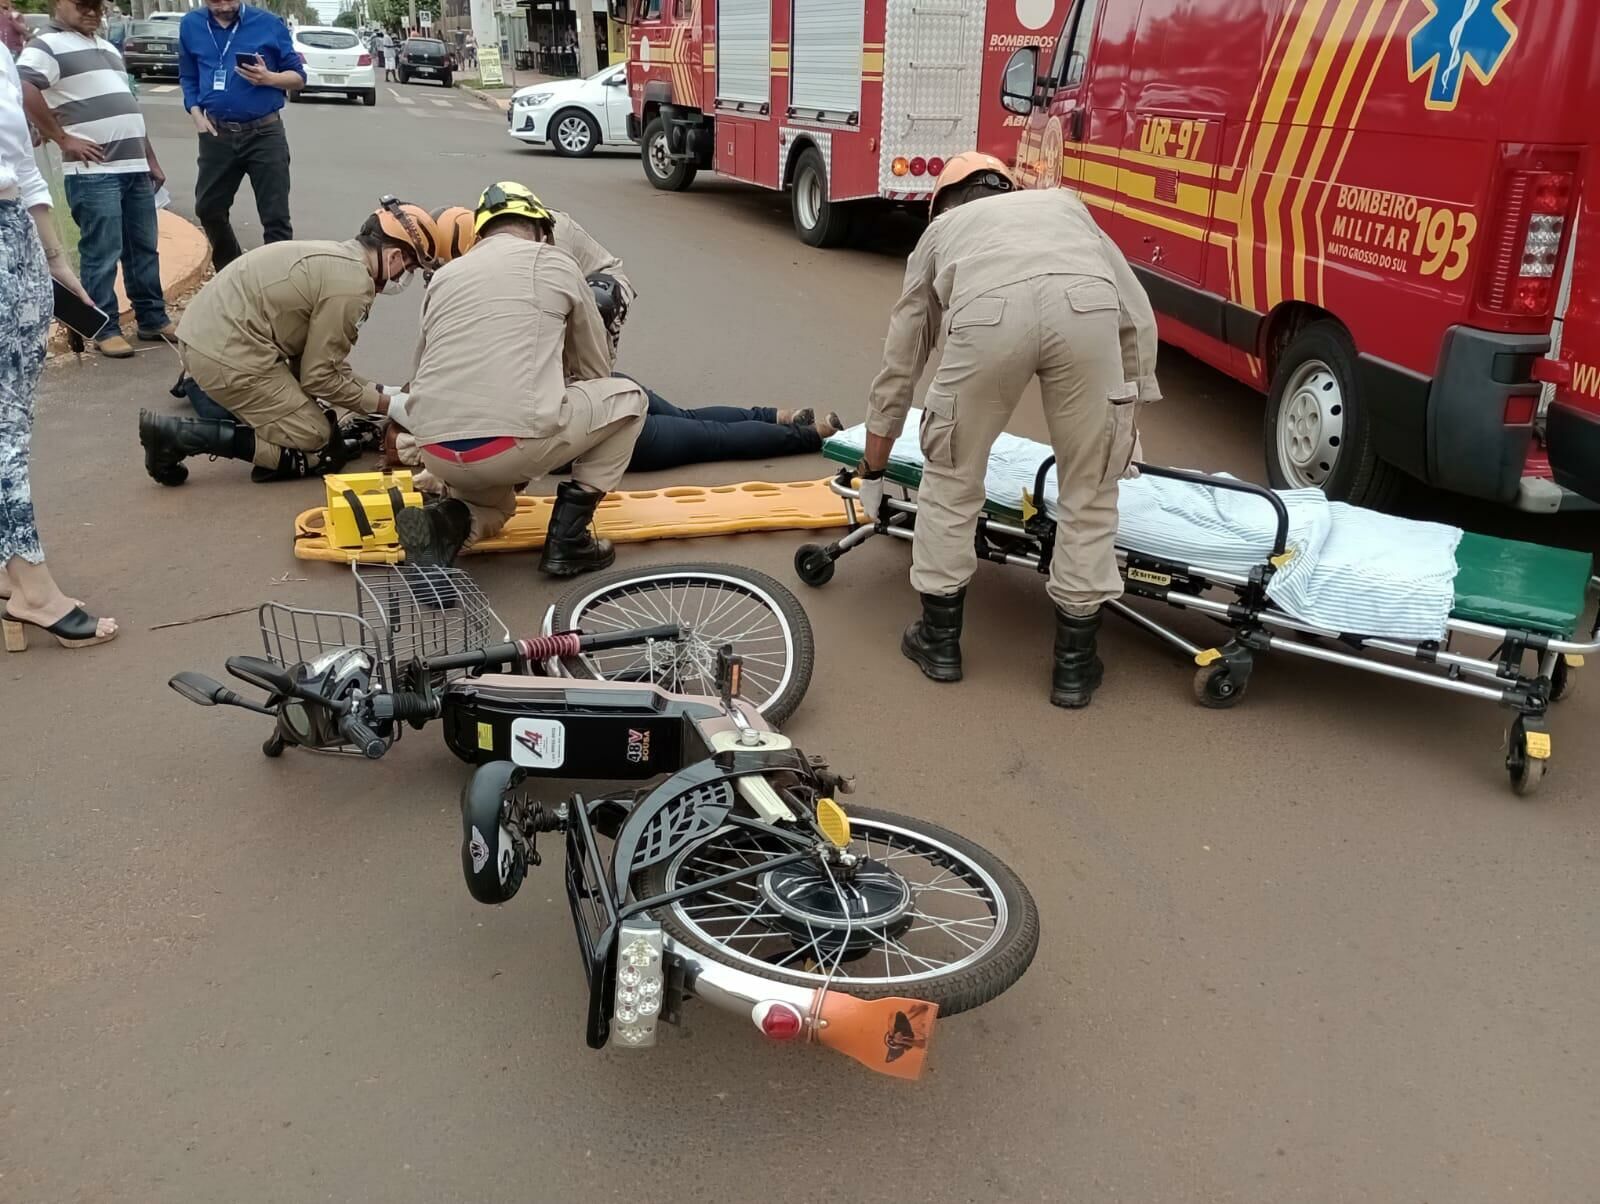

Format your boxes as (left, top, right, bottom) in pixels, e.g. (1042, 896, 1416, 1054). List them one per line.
(379, 267, 415, 296)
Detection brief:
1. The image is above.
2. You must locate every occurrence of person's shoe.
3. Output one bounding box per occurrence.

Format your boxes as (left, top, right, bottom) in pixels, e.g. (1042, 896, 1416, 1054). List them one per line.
(396, 498, 472, 567)
(780, 408, 814, 426)
(814, 410, 844, 438)
(137, 323, 178, 342)
(249, 449, 314, 483)
(95, 334, 136, 359)
(538, 480, 615, 578)
(901, 590, 965, 682)
(138, 408, 254, 486)
(1050, 607, 1105, 708)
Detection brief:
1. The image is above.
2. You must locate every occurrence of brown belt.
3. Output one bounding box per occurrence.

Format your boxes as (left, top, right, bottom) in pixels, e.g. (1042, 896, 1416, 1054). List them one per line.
(211, 111, 281, 134)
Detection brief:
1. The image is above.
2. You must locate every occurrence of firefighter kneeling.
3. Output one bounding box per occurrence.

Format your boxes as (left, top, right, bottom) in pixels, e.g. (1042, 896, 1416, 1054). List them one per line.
(394, 181, 647, 578)
(138, 198, 448, 486)
(857, 153, 1161, 708)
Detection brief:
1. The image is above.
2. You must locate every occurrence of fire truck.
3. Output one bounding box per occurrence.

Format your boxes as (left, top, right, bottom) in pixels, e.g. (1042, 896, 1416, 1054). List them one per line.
(614, 0, 1073, 246)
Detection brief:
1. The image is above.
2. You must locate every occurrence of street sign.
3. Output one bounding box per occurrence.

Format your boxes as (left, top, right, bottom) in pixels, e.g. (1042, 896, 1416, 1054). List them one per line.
(496, 0, 518, 14)
(478, 45, 503, 85)
(418, 9, 433, 28)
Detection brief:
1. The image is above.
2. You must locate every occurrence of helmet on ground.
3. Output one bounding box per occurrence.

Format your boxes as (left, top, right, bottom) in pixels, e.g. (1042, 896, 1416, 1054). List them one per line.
(430, 205, 476, 262)
(473, 180, 553, 234)
(929, 152, 1018, 218)
(369, 197, 442, 266)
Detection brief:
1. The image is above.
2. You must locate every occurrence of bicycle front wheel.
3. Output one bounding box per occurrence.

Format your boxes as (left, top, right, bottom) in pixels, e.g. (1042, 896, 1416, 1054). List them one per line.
(548, 563, 814, 726)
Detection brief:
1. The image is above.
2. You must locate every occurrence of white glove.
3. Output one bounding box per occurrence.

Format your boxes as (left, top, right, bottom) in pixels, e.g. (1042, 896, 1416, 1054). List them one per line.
(857, 471, 887, 525)
(384, 391, 413, 431)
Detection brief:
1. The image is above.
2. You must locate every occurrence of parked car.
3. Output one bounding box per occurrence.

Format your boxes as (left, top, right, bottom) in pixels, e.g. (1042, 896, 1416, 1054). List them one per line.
(508, 63, 631, 157)
(123, 20, 180, 80)
(289, 24, 376, 106)
(396, 36, 453, 88)
(144, 11, 185, 22)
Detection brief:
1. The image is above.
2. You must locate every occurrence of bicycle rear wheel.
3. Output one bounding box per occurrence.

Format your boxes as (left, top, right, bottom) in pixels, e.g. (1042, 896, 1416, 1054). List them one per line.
(548, 563, 814, 726)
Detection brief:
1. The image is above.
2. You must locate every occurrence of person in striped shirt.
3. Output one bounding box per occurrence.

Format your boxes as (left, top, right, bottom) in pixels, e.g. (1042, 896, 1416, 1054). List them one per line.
(17, 0, 172, 358)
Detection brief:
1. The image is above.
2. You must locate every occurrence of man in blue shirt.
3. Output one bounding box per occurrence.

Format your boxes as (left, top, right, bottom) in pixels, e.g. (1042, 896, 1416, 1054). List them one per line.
(178, 0, 304, 270)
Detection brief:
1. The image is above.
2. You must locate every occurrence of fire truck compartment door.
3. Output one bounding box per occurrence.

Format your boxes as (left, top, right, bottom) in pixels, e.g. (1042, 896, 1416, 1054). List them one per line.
(790, 0, 864, 119)
(717, 0, 770, 105)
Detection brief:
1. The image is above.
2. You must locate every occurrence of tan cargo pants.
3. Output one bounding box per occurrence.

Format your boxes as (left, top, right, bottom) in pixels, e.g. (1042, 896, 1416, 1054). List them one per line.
(418, 382, 647, 542)
(911, 274, 1138, 616)
(182, 345, 335, 471)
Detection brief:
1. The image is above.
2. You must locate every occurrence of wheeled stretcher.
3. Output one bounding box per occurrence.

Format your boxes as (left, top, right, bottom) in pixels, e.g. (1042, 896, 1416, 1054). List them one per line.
(796, 418, 1599, 796)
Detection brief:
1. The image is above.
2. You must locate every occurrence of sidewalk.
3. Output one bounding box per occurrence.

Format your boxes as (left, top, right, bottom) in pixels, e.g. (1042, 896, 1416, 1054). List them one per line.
(49, 208, 210, 352)
(460, 72, 559, 112)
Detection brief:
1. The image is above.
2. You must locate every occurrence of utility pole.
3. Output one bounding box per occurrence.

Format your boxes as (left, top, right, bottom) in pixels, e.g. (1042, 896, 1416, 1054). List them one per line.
(574, 0, 597, 76)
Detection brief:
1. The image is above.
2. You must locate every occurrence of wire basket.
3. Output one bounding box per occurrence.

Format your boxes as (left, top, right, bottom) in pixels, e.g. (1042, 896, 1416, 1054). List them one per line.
(259, 564, 509, 688)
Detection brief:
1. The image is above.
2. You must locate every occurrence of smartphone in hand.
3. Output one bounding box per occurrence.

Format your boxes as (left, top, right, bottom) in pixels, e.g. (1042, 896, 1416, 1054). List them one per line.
(234, 52, 261, 70)
(53, 280, 111, 340)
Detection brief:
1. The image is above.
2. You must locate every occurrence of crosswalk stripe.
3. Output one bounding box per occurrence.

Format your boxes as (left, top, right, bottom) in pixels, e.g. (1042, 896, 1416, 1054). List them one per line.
(429, 98, 451, 107)
(147, 84, 176, 93)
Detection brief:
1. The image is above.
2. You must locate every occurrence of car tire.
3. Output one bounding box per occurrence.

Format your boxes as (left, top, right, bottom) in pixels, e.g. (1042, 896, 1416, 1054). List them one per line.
(791, 146, 853, 248)
(1263, 319, 1402, 508)
(641, 116, 697, 191)
(288, 89, 301, 103)
(551, 108, 600, 157)
(398, 69, 408, 84)
(441, 72, 453, 88)
(361, 89, 376, 106)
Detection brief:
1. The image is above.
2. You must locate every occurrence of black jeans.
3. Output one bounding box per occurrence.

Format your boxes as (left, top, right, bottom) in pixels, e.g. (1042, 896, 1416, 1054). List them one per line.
(194, 117, 293, 271)
(627, 381, 821, 473)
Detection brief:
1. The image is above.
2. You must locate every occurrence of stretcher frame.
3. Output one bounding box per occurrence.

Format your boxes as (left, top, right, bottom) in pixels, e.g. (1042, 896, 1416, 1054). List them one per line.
(794, 461, 1600, 796)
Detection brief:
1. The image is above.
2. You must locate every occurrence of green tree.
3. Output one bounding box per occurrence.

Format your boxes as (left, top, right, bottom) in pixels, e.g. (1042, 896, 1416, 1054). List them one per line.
(333, 9, 360, 27)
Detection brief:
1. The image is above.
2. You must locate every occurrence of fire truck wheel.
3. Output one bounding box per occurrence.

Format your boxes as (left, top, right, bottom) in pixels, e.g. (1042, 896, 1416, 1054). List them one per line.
(791, 146, 853, 249)
(1264, 319, 1401, 508)
(642, 117, 697, 191)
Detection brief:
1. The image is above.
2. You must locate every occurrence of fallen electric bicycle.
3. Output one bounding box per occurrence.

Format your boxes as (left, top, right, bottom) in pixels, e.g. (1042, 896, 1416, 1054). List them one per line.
(169, 562, 1039, 1078)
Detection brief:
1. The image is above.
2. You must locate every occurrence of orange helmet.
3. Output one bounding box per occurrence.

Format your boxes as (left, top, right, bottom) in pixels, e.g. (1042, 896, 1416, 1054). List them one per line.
(370, 197, 442, 266)
(929, 152, 1018, 218)
(430, 205, 477, 263)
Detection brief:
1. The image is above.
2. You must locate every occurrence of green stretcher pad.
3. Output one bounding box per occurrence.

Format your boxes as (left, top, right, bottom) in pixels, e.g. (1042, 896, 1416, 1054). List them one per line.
(822, 435, 1593, 639)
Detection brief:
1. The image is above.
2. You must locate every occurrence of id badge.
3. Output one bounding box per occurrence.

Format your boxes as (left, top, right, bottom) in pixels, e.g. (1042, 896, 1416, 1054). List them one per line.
(211, 68, 228, 91)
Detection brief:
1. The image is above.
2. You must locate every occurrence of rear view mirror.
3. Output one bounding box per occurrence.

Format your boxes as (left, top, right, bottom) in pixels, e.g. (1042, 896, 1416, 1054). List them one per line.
(608, 0, 630, 22)
(225, 655, 297, 697)
(169, 671, 228, 707)
(1001, 46, 1040, 116)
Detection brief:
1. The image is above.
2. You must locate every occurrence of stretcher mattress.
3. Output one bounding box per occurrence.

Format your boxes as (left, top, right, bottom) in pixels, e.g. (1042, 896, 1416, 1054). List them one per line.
(823, 417, 1593, 640)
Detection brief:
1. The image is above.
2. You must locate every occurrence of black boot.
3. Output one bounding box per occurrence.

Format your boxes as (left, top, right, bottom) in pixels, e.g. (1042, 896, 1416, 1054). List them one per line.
(139, 409, 255, 487)
(1050, 608, 1105, 708)
(396, 498, 472, 567)
(538, 480, 615, 578)
(901, 590, 965, 682)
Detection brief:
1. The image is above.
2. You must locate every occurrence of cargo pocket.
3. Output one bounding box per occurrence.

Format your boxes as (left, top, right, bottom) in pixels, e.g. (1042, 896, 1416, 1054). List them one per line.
(1100, 395, 1140, 486)
(920, 385, 957, 470)
(948, 295, 1006, 333)
(1066, 278, 1119, 315)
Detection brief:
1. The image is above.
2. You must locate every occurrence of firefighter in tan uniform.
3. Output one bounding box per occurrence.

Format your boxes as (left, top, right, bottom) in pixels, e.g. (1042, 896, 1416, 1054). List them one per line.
(394, 182, 647, 578)
(137, 199, 448, 486)
(858, 153, 1161, 708)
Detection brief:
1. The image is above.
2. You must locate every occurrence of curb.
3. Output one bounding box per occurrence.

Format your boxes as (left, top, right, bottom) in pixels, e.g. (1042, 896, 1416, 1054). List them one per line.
(49, 208, 210, 354)
(462, 85, 511, 112)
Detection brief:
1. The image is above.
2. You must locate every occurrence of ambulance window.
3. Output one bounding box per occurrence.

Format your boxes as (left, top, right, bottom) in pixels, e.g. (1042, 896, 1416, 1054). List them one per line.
(1050, 0, 1102, 87)
(640, 0, 661, 18)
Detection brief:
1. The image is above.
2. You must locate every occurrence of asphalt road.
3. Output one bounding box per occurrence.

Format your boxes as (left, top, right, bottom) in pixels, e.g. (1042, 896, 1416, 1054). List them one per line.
(4, 84, 1598, 1204)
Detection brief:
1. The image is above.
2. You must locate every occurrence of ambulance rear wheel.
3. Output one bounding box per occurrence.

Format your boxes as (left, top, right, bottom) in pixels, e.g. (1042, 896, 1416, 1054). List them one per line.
(791, 147, 853, 248)
(642, 117, 697, 191)
(1264, 320, 1400, 509)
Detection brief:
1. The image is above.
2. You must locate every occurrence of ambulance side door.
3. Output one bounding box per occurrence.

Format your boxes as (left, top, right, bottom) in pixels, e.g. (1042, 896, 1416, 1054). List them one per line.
(1012, 0, 1108, 196)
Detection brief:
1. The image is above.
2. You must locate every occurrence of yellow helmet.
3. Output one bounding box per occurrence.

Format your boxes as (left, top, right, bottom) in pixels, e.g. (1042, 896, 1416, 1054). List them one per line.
(929, 151, 1018, 218)
(473, 181, 553, 234)
(429, 205, 477, 262)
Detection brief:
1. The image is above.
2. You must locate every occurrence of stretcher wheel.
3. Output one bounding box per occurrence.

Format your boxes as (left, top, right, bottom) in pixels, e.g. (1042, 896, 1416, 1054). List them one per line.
(1550, 655, 1574, 703)
(262, 733, 286, 758)
(1506, 718, 1547, 798)
(1192, 663, 1247, 709)
(794, 543, 835, 588)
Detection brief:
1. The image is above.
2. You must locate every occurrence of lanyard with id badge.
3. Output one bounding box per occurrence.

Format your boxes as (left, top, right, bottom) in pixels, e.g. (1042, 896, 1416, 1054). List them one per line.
(209, 12, 241, 94)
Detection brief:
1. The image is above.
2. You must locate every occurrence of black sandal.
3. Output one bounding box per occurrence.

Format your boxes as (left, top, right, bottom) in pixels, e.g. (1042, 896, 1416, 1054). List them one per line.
(2, 606, 118, 652)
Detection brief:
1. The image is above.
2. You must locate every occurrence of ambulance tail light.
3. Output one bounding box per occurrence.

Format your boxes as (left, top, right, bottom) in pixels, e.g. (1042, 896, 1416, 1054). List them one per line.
(1475, 149, 1578, 329)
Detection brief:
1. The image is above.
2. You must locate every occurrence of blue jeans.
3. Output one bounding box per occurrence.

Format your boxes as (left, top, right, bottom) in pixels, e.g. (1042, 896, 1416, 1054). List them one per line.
(616, 375, 820, 472)
(63, 172, 169, 339)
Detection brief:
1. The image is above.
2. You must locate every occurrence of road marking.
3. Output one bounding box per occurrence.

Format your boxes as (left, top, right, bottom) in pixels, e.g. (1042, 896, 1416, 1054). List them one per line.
(146, 84, 177, 93)
(429, 98, 452, 107)
(388, 88, 413, 104)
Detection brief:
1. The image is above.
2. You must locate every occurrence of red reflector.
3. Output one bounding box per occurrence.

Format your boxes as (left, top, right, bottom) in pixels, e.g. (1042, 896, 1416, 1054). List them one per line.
(758, 1002, 804, 1041)
(1504, 395, 1537, 426)
(1513, 278, 1551, 314)
(908, 157, 927, 177)
(1529, 172, 1572, 215)
(927, 156, 945, 177)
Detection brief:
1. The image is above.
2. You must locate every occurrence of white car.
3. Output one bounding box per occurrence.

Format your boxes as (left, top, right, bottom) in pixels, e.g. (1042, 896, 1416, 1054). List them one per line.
(288, 25, 377, 107)
(508, 64, 631, 158)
